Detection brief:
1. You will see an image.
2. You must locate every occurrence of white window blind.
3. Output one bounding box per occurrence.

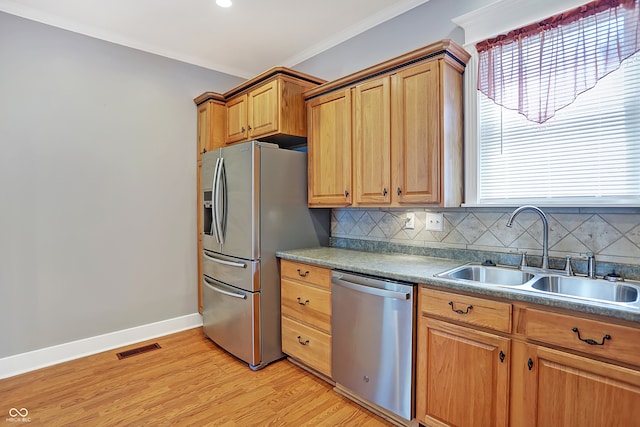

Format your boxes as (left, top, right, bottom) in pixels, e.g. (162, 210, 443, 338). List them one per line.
(478, 51, 640, 204)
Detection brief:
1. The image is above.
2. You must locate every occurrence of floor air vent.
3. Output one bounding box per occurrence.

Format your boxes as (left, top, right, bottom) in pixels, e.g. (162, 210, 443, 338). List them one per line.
(116, 343, 161, 360)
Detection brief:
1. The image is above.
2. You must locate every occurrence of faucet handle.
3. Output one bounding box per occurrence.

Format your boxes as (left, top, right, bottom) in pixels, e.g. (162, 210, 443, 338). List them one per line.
(580, 252, 597, 278)
(564, 255, 575, 276)
(519, 251, 528, 269)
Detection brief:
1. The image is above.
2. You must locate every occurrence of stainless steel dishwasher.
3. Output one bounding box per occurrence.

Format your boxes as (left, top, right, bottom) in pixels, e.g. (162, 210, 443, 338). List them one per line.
(331, 270, 415, 421)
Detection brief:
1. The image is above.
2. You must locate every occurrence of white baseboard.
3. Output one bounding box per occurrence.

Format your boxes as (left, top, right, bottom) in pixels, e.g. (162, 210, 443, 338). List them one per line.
(0, 313, 203, 379)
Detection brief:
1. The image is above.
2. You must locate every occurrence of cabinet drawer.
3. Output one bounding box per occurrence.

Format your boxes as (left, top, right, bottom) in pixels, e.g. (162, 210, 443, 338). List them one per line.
(281, 278, 331, 333)
(525, 308, 640, 367)
(281, 260, 331, 289)
(420, 288, 512, 333)
(282, 317, 331, 377)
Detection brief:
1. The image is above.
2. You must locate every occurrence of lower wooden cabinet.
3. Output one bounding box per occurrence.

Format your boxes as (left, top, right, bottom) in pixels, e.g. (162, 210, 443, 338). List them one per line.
(281, 317, 331, 376)
(510, 340, 640, 427)
(416, 292, 510, 427)
(417, 286, 640, 427)
(280, 260, 332, 378)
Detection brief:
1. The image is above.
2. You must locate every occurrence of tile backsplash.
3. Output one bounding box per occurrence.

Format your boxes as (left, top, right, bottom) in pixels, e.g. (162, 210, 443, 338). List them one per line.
(331, 207, 640, 268)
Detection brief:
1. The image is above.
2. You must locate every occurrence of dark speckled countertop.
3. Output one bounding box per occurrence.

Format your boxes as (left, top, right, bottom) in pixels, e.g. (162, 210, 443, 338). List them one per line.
(277, 247, 640, 324)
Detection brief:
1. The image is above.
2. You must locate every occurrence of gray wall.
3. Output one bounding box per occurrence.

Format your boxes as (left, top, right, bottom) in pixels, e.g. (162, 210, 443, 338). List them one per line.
(294, 0, 492, 81)
(0, 12, 243, 358)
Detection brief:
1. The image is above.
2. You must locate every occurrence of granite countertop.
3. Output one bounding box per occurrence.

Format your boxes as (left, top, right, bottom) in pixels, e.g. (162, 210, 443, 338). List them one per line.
(277, 247, 640, 324)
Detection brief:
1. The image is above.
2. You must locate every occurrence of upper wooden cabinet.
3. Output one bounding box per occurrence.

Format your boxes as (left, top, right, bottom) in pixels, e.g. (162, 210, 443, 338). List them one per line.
(196, 96, 226, 157)
(304, 39, 470, 208)
(225, 94, 248, 144)
(392, 61, 443, 205)
(307, 89, 352, 207)
(223, 71, 325, 146)
(353, 77, 391, 205)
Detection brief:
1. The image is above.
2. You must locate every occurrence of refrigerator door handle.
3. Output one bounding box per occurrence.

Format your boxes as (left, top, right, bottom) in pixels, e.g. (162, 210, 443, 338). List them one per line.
(203, 277, 247, 300)
(203, 251, 247, 269)
(211, 157, 220, 240)
(219, 157, 228, 243)
(213, 156, 224, 244)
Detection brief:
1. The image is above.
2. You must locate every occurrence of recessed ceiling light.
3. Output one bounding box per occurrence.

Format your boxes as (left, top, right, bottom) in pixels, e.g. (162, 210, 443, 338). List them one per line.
(216, 0, 232, 7)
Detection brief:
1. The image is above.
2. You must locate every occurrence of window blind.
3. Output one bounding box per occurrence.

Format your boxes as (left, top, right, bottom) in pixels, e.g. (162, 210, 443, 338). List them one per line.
(478, 51, 640, 204)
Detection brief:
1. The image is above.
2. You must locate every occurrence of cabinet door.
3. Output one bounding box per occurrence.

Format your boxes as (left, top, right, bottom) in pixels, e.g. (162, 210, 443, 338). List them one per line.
(511, 341, 640, 427)
(307, 89, 352, 207)
(392, 61, 441, 204)
(353, 77, 391, 204)
(248, 79, 279, 139)
(197, 100, 225, 156)
(416, 317, 510, 427)
(225, 94, 248, 144)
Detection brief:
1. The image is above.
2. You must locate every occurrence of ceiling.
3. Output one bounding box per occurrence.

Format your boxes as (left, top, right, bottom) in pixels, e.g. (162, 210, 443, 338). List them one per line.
(0, 0, 431, 79)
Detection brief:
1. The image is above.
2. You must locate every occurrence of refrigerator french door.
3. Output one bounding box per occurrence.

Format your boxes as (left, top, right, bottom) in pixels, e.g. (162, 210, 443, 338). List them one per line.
(201, 141, 329, 370)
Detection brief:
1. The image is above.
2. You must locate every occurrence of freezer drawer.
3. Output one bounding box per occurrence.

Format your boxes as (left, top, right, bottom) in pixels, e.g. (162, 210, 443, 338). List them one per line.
(202, 275, 260, 367)
(202, 249, 260, 292)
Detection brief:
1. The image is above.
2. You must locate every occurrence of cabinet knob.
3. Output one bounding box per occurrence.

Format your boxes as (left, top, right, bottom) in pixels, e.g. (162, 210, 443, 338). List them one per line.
(344, 190, 349, 197)
(382, 188, 388, 196)
(397, 187, 402, 196)
(241, 126, 245, 133)
(248, 125, 252, 131)
(527, 358, 534, 370)
(499, 350, 505, 363)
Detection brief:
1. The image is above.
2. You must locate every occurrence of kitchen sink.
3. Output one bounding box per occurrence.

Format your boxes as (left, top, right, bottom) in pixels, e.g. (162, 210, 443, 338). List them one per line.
(436, 264, 535, 287)
(436, 263, 640, 308)
(530, 276, 639, 303)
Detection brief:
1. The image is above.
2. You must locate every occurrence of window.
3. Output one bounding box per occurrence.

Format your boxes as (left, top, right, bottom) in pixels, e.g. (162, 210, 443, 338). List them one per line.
(478, 52, 640, 204)
(460, 0, 640, 206)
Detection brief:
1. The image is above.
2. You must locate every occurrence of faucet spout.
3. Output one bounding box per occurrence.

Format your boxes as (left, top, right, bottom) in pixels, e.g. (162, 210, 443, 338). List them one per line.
(507, 205, 550, 270)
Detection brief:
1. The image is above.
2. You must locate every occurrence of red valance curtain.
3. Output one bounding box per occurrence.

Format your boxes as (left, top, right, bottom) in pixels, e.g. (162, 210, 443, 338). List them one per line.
(476, 0, 640, 123)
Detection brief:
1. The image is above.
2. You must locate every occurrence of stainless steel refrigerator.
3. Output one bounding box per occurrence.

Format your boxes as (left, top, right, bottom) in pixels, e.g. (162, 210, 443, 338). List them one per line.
(201, 140, 329, 370)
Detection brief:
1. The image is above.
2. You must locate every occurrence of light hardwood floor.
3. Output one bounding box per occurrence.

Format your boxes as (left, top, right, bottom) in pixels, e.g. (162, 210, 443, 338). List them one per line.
(0, 328, 391, 426)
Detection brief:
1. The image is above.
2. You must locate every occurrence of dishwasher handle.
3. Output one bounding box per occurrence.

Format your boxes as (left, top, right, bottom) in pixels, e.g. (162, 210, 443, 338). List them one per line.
(332, 276, 410, 300)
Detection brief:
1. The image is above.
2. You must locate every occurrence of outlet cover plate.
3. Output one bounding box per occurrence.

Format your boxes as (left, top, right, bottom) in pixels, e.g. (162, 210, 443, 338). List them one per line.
(404, 212, 415, 229)
(426, 213, 444, 232)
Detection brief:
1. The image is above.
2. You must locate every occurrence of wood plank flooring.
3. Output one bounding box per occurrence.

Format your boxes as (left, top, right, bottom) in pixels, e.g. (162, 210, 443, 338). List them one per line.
(0, 328, 391, 426)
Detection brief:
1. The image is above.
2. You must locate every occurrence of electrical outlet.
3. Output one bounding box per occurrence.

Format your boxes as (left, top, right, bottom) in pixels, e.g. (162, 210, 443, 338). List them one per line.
(404, 212, 415, 229)
(426, 212, 444, 231)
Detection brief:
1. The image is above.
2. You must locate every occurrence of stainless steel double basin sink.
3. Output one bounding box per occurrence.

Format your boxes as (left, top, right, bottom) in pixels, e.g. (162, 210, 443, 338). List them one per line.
(435, 263, 640, 308)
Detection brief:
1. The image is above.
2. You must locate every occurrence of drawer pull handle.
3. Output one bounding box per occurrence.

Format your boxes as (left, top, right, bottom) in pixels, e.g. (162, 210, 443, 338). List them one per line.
(528, 358, 534, 370)
(296, 297, 310, 306)
(297, 336, 309, 346)
(572, 327, 611, 346)
(448, 301, 473, 315)
(499, 350, 505, 363)
(297, 269, 309, 277)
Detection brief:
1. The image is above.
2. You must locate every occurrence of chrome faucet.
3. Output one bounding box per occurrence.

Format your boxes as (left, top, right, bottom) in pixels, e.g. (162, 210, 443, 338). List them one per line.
(506, 205, 550, 270)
